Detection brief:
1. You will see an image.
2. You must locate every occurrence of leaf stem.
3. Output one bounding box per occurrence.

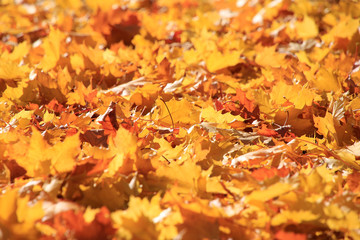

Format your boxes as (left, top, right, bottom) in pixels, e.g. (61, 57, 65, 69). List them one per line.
(160, 98, 175, 131)
(162, 155, 171, 164)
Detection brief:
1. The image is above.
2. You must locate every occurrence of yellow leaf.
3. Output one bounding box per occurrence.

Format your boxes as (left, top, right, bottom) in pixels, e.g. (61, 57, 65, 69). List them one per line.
(107, 127, 138, 175)
(153, 138, 185, 161)
(313, 67, 340, 92)
(43, 110, 55, 123)
(246, 182, 294, 204)
(38, 27, 65, 71)
(206, 177, 227, 194)
(111, 195, 164, 240)
(322, 17, 359, 43)
(313, 112, 336, 139)
(18, 127, 51, 177)
(272, 210, 319, 226)
(184, 48, 201, 66)
(155, 98, 200, 126)
(35, 223, 57, 236)
(254, 88, 274, 116)
(292, 86, 320, 109)
(10, 110, 33, 129)
(2, 79, 31, 104)
(12, 195, 44, 237)
(56, 0, 82, 9)
(271, 81, 320, 109)
(1, 41, 31, 62)
(324, 204, 343, 219)
(153, 161, 202, 194)
(255, 46, 286, 68)
(206, 51, 242, 72)
(0, 188, 17, 223)
(70, 53, 85, 74)
(201, 106, 244, 124)
(66, 81, 92, 106)
(296, 51, 312, 66)
(326, 210, 360, 231)
(0, 188, 44, 239)
(270, 81, 298, 106)
(335, 150, 360, 170)
(16, 195, 44, 223)
(308, 47, 330, 63)
(85, 0, 118, 11)
(350, 97, 360, 112)
(322, 13, 337, 26)
(83, 207, 100, 223)
(295, 15, 318, 39)
(0, 60, 28, 80)
(51, 132, 81, 174)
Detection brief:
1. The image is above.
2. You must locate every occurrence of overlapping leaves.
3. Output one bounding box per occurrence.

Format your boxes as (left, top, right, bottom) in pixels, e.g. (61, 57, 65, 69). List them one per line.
(0, 0, 360, 239)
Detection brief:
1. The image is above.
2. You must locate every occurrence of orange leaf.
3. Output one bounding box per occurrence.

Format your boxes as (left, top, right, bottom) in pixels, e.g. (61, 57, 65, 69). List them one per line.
(232, 89, 256, 113)
(257, 125, 278, 137)
(275, 231, 306, 240)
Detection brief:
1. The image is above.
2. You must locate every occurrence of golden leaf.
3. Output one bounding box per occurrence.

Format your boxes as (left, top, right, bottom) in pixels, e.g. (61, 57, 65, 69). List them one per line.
(295, 15, 318, 39)
(38, 27, 65, 72)
(206, 51, 242, 72)
(255, 46, 286, 68)
(51, 132, 81, 174)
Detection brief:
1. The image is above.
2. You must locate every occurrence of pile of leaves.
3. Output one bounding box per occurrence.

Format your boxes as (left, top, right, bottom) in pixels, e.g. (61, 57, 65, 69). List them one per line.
(0, 0, 360, 239)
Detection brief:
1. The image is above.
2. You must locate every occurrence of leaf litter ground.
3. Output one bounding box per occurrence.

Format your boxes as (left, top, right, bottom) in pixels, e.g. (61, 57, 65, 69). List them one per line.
(0, 0, 360, 239)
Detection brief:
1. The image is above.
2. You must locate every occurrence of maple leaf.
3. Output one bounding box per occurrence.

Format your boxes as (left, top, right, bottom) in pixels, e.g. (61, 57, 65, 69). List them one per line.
(0, 60, 29, 81)
(295, 15, 319, 39)
(50, 132, 81, 174)
(313, 67, 340, 92)
(206, 51, 242, 72)
(38, 27, 65, 72)
(0, 188, 44, 239)
(322, 17, 360, 44)
(257, 124, 278, 137)
(106, 127, 139, 175)
(15, 127, 52, 177)
(155, 98, 200, 127)
(232, 88, 256, 113)
(255, 45, 286, 68)
(201, 106, 244, 126)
